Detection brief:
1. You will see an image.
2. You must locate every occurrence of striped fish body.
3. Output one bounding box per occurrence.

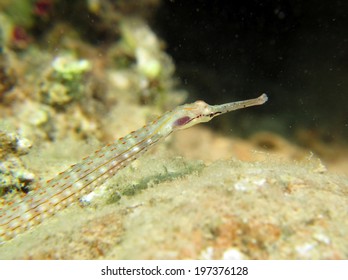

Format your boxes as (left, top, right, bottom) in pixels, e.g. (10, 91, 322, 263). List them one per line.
(0, 116, 171, 242)
(0, 94, 268, 243)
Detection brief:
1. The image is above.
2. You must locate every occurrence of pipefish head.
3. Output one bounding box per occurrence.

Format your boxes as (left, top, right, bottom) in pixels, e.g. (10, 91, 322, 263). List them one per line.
(171, 93, 268, 131)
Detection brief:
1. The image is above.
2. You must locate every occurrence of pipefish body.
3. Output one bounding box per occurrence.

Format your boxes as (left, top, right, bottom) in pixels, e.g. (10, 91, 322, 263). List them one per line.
(0, 94, 268, 244)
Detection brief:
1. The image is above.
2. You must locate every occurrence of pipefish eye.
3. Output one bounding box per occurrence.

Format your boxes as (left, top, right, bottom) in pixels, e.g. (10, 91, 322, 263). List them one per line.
(173, 116, 191, 127)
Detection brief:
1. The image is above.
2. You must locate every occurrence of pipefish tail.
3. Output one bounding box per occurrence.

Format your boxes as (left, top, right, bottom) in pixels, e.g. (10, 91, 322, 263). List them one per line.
(0, 94, 268, 243)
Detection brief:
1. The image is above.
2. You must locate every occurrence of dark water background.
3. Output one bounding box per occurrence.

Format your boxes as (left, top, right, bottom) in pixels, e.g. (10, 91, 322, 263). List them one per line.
(154, 0, 347, 141)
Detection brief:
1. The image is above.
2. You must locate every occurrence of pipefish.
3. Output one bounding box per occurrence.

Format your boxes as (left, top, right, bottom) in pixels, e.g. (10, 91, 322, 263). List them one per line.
(0, 94, 268, 243)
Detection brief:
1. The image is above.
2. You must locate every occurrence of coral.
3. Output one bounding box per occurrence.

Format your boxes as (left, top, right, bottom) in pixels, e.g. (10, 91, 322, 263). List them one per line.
(0, 130, 34, 196)
(121, 18, 172, 76)
(107, 18, 186, 108)
(0, 0, 186, 147)
(52, 54, 91, 81)
(38, 54, 91, 106)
